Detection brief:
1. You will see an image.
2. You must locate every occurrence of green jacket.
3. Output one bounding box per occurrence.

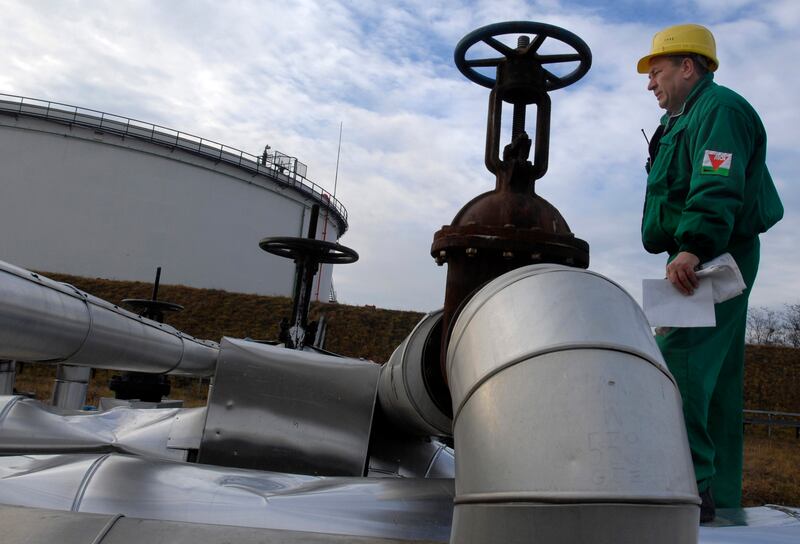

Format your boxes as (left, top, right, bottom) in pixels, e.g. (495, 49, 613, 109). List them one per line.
(642, 74, 783, 262)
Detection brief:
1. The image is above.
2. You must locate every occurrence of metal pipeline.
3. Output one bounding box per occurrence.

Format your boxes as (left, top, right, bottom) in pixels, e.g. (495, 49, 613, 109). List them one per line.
(0, 395, 203, 460)
(446, 264, 700, 543)
(377, 309, 452, 437)
(0, 453, 454, 542)
(51, 364, 92, 409)
(0, 259, 218, 376)
(368, 433, 455, 479)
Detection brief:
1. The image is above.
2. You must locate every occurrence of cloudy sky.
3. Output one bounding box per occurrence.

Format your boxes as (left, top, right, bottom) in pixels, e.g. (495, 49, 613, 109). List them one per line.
(1, 0, 797, 312)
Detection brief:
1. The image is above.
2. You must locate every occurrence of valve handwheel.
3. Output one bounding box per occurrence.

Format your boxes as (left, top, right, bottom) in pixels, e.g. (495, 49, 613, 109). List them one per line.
(259, 237, 358, 265)
(454, 21, 591, 91)
(260, 235, 357, 350)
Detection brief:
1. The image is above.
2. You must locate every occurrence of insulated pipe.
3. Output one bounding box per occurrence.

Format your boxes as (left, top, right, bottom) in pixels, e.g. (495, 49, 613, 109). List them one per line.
(367, 435, 455, 479)
(0, 260, 218, 376)
(447, 264, 700, 544)
(0, 396, 203, 460)
(0, 453, 454, 542)
(377, 310, 452, 437)
(51, 364, 91, 409)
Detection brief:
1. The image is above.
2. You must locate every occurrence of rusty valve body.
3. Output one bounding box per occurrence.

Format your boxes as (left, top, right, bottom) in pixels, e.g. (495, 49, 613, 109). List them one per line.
(432, 21, 592, 384)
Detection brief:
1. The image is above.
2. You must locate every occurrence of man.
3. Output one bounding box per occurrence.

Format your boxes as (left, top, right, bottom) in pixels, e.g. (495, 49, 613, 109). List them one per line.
(638, 24, 783, 522)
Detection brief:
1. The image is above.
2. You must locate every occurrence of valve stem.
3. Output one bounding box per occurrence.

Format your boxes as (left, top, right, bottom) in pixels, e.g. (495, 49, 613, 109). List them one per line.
(511, 35, 531, 138)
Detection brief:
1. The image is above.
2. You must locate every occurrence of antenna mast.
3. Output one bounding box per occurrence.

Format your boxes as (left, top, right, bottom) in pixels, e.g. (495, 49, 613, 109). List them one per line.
(333, 122, 343, 198)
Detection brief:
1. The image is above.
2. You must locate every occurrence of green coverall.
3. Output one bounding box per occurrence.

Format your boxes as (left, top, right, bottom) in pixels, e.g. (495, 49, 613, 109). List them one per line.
(641, 73, 783, 507)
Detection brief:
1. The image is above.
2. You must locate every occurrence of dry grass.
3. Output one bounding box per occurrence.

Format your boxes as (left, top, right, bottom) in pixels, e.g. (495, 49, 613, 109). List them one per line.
(742, 426, 800, 506)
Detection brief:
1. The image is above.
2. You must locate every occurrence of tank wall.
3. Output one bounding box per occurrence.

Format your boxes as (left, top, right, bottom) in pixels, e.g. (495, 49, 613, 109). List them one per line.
(301, 204, 338, 302)
(0, 116, 339, 298)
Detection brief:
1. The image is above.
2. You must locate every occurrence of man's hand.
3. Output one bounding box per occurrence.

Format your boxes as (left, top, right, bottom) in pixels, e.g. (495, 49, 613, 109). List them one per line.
(666, 251, 700, 295)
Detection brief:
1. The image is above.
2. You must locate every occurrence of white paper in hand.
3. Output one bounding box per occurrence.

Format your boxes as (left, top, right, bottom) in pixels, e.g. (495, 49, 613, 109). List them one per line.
(695, 253, 746, 303)
(642, 277, 716, 328)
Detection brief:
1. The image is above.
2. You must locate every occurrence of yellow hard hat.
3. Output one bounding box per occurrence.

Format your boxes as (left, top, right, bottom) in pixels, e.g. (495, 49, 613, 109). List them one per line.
(637, 23, 718, 73)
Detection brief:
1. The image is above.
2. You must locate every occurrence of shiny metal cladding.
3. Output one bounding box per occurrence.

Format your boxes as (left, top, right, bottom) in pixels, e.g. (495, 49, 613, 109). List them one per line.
(378, 309, 452, 437)
(199, 338, 380, 476)
(51, 365, 92, 409)
(446, 264, 700, 543)
(0, 260, 218, 376)
(0, 453, 455, 542)
(0, 395, 203, 461)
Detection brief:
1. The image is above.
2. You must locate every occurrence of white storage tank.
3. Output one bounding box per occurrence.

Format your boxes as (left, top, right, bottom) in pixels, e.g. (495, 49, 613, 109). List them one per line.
(0, 94, 348, 300)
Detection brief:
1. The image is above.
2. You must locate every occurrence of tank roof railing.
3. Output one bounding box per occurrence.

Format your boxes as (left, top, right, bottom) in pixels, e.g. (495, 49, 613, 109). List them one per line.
(0, 93, 348, 232)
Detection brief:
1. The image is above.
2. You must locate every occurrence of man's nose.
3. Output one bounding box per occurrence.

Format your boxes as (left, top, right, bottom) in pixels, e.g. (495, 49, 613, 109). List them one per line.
(647, 78, 656, 91)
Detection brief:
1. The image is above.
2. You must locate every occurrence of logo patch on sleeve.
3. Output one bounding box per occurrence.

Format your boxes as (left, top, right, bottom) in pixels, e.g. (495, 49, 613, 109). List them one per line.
(701, 150, 732, 176)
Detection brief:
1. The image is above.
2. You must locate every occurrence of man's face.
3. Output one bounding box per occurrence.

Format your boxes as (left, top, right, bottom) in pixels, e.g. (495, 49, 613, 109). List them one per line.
(647, 56, 692, 114)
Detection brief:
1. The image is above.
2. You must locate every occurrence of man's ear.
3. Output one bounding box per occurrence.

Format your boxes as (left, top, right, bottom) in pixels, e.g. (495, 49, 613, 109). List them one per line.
(681, 57, 695, 80)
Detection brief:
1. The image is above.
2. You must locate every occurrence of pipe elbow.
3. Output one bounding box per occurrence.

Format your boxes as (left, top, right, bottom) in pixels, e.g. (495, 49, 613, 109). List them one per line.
(447, 264, 700, 543)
